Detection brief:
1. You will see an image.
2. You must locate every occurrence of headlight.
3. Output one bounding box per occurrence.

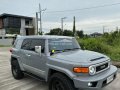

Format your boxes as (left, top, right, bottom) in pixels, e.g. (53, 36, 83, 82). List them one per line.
(89, 66, 96, 75)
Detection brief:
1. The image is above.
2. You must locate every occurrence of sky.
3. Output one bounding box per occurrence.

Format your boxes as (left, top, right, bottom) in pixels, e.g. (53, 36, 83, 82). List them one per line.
(1, 0, 120, 34)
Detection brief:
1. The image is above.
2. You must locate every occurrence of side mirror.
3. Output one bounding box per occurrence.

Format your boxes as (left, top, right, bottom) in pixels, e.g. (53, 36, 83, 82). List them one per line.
(35, 46, 41, 56)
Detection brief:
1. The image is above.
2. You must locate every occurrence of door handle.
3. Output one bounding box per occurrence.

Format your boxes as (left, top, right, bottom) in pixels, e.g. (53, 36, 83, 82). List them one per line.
(26, 54, 31, 57)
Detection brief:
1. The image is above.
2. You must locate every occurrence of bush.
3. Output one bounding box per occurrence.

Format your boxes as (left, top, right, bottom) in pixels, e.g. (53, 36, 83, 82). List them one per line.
(77, 32, 120, 61)
(108, 47, 120, 61)
(78, 38, 112, 54)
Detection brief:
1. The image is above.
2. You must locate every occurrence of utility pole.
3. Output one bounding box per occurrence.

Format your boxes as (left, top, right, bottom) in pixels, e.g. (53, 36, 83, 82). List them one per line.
(37, 3, 46, 35)
(61, 17, 67, 35)
(61, 18, 63, 34)
(36, 12, 38, 35)
(103, 26, 106, 34)
(73, 16, 76, 37)
(116, 26, 119, 31)
(39, 3, 42, 35)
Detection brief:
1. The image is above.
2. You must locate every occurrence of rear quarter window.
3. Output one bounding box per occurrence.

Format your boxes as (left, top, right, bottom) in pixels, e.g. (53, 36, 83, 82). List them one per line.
(13, 39, 22, 49)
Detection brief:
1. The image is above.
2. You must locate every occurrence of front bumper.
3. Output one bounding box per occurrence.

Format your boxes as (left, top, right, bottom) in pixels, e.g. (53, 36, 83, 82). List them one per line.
(73, 65, 117, 90)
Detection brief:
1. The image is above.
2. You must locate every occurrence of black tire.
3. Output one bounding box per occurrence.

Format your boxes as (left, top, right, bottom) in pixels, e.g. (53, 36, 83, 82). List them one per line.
(11, 60, 24, 80)
(49, 73, 78, 90)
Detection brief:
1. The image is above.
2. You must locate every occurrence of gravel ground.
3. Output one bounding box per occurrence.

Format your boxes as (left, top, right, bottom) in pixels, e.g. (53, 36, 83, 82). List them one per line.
(0, 47, 120, 90)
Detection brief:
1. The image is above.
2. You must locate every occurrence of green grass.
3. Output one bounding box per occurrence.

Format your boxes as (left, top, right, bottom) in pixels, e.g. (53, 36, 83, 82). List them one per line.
(77, 33, 120, 61)
(0, 45, 5, 47)
(0, 45, 12, 47)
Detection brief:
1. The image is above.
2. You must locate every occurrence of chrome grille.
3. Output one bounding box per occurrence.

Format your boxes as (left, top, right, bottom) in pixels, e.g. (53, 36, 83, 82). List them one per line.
(96, 63, 109, 72)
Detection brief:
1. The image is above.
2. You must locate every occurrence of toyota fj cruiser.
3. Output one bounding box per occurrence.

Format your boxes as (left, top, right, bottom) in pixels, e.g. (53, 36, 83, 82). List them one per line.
(10, 35, 117, 90)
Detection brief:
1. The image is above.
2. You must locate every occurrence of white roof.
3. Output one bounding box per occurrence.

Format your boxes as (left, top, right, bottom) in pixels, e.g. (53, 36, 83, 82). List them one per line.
(17, 35, 74, 39)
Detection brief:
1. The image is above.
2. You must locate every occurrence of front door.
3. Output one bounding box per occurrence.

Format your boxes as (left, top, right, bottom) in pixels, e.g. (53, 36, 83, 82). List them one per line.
(26, 39, 46, 78)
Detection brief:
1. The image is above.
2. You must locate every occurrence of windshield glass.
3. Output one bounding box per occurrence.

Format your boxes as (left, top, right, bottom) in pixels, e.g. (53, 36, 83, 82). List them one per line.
(48, 38, 80, 52)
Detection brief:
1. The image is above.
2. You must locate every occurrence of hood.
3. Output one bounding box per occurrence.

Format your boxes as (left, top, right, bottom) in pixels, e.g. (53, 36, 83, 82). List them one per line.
(51, 50, 109, 63)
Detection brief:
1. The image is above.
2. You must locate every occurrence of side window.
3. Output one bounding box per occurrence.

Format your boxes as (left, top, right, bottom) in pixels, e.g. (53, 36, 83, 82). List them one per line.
(14, 39, 22, 49)
(13, 39, 18, 48)
(21, 39, 31, 50)
(30, 39, 45, 53)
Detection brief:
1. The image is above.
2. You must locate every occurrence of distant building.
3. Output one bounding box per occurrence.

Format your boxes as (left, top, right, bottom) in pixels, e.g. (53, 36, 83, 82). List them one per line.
(0, 13, 37, 38)
(90, 32, 103, 37)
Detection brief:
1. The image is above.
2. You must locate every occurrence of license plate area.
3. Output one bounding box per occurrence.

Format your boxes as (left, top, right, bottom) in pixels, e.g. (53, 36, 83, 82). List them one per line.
(102, 74, 116, 87)
(107, 74, 114, 84)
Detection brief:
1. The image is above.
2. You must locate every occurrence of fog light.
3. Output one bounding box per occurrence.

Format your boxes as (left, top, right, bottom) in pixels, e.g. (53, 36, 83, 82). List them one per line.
(88, 82, 92, 87)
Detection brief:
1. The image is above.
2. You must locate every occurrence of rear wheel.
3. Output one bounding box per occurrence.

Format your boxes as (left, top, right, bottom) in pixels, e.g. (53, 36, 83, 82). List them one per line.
(11, 60, 24, 80)
(49, 73, 78, 90)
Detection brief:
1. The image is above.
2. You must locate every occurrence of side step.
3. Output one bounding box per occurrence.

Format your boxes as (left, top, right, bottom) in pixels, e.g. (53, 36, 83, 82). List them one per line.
(23, 72, 45, 82)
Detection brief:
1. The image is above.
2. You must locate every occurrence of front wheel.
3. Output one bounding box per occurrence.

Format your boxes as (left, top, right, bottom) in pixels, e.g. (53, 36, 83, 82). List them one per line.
(49, 73, 77, 90)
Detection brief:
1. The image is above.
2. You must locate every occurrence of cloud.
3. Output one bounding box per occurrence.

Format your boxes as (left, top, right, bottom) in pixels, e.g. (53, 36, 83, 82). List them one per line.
(1, 0, 120, 34)
(42, 18, 120, 34)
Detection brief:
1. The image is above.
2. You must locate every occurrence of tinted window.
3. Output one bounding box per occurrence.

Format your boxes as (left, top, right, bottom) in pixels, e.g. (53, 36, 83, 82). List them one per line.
(48, 38, 80, 51)
(3, 17, 21, 28)
(21, 39, 31, 50)
(30, 39, 45, 53)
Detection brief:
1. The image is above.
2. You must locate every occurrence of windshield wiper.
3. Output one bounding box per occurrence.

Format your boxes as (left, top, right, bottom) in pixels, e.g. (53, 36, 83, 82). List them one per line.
(63, 48, 80, 52)
(50, 50, 63, 55)
(63, 49, 72, 51)
(72, 48, 80, 50)
(55, 50, 63, 52)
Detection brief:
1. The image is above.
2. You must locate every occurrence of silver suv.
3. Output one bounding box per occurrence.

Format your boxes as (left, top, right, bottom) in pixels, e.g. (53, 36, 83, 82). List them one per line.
(10, 35, 117, 90)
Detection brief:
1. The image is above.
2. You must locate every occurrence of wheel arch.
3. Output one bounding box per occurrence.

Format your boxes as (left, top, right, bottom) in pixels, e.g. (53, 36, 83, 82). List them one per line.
(48, 69, 77, 90)
(47, 68, 75, 83)
(10, 56, 24, 71)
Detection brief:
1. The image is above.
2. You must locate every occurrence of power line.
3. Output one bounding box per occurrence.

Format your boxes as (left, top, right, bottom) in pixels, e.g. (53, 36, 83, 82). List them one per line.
(26, 12, 35, 16)
(26, 2, 120, 30)
(58, 19, 120, 27)
(46, 2, 120, 13)
(27, 2, 120, 16)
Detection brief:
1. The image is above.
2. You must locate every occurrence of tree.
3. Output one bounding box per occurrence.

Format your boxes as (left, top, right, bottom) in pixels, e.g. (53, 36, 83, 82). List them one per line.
(77, 30, 84, 38)
(38, 31, 43, 35)
(63, 30, 73, 36)
(46, 28, 62, 35)
(73, 16, 76, 37)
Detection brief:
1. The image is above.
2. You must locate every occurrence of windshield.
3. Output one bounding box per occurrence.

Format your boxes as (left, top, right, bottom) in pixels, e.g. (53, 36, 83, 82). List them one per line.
(48, 38, 80, 52)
